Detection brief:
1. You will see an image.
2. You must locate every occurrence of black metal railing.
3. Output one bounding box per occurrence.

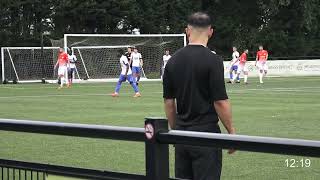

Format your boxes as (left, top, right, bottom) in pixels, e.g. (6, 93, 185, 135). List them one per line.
(0, 118, 319, 180)
(0, 165, 47, 180)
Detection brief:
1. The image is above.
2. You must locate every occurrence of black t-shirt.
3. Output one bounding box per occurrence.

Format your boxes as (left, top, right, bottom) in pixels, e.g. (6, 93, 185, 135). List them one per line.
(125, 52, 132, 67)
(125, 52, 131, 62)
(163, 45, 228, 128)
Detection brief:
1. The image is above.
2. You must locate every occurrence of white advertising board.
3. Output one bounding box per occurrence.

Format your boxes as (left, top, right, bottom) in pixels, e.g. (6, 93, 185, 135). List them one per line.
(224, 60, 320, 77)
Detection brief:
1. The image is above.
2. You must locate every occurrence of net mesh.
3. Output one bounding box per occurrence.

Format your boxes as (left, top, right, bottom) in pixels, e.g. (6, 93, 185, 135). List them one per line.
(72, 46, 135, 80)
(1, 47, 60, 82)
(66, 35, 185, 79)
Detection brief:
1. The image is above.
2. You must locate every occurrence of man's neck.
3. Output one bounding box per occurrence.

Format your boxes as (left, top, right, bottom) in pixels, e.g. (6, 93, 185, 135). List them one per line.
(188, 36, 208, 47)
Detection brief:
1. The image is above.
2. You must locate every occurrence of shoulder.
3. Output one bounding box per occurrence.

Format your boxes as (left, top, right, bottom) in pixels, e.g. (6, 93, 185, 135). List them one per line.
(199, 47, 224, 67)
(166, 46, 185, 62)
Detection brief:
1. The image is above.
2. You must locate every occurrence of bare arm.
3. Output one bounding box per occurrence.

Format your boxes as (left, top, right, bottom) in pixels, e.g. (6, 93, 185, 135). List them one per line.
(214, 99, 235, 134)
(164, 98, 176, 129)
(125, 64, 129, 76)
(140, 59, 143, 67)
(54, 60, 59, 69)
(214, 99, 236, 154)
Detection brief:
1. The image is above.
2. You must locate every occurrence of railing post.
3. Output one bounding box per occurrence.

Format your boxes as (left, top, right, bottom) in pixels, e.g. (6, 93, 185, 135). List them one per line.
(145, 117, 169, 180)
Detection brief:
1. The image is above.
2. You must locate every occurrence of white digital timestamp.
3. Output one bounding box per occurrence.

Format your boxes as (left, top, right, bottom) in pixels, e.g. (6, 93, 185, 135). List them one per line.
(285, 158, 311, 168)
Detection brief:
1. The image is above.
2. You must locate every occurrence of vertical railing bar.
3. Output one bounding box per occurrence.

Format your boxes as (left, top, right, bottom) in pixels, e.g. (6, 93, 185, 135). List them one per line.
(13, 168, 15, 180)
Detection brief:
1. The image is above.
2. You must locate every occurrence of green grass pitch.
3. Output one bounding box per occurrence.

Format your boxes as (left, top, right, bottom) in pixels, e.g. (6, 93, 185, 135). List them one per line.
(0, 76, 319, 180)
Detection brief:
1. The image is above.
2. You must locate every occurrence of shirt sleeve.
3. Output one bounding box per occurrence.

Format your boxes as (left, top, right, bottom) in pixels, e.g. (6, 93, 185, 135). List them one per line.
(163, 65, 175, 99)
(209, 58, 228, 101)
(123, 57, 128, 65)
(139, 53, 142, 59)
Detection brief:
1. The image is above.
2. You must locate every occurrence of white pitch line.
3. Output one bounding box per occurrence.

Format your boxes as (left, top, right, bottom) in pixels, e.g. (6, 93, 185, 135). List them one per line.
(0, 92, 164, 99)
(0, 83, 161, 90)
(0, 86, 319, 99)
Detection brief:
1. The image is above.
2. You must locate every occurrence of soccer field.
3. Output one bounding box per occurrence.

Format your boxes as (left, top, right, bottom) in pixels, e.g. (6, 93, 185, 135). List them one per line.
(0, 76, 319, 180)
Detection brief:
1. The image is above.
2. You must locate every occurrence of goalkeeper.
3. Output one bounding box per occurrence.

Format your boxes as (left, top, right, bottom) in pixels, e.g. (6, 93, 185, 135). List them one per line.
(67, 48, 77, 87)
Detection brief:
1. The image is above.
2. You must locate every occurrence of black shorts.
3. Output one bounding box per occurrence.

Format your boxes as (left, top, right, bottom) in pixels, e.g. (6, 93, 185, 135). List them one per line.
(175, 124, 222, 180)
(68, 68, 76, 79)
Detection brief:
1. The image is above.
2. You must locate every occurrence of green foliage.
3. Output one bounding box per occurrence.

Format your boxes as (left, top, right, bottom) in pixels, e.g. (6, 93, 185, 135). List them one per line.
(0, 0, 319, 57)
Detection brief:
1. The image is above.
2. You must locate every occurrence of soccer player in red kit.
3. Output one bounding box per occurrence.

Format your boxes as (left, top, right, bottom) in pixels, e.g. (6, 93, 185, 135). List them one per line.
(54, 48, 69, 89)
(255, 45, 268, 84)
(233, 49, 249, 84)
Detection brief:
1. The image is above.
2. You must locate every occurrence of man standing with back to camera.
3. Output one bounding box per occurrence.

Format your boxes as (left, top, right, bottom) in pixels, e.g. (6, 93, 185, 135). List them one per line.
(163, 12, 236, 180)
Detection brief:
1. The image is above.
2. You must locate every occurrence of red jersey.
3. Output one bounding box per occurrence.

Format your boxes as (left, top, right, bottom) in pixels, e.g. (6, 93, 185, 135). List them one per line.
(58, 52, 68, 66)
(239, 53, 247, 65)
(256, 50, 268, 61)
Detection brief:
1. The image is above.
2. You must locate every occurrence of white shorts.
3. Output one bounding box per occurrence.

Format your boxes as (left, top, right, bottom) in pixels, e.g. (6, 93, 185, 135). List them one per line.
(257, 61, 268, 71)
(238, 64, 248, 73)
(58, 66, 68, 76)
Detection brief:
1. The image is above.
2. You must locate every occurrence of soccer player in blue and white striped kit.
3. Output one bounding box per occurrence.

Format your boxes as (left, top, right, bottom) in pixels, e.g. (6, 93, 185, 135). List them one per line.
(112, 49, 141, 98)
(227, 47, 240, 83)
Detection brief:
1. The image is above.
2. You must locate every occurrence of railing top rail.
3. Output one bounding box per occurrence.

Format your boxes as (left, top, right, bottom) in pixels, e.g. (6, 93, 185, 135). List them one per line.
(1, 118, 319, 157)
(158, 130, 320, 157)
(165, 130, 320, 147)
(0, 118, 145, 142)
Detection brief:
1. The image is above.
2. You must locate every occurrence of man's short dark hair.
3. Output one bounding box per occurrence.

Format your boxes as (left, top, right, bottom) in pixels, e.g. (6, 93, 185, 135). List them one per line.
(187, 12, 212, 28)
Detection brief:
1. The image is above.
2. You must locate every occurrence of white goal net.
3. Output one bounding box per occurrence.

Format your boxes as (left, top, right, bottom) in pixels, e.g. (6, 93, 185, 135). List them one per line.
(65, 34, 186, 81)
(1, 47, 60, 83)
(71, 45, 147, 81)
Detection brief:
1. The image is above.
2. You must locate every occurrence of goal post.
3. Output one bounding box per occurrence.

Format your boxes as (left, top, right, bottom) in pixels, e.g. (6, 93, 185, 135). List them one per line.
(64, 34, 187, 81)
(1, 47, 60, 83)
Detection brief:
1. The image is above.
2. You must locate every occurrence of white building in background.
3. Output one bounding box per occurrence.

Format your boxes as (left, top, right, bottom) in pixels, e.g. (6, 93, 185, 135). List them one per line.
(132, 28, 140, 35)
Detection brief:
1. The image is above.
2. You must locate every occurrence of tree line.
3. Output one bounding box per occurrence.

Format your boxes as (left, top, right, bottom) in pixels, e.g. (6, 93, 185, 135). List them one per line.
(0, 0, 319, 58)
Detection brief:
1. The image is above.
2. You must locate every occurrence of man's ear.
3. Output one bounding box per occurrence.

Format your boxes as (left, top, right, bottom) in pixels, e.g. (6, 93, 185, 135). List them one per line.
(185, 27, 190, 37)
(208, 27, 214, 39)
